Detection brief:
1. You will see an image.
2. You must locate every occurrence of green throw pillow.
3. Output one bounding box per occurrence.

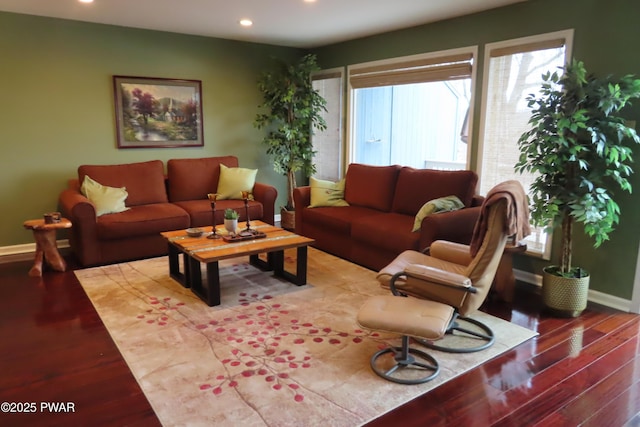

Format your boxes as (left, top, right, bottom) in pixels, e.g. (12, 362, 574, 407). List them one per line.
(80, 175, 129, 217)
(217, 164, 258, 200)
(309, 177, 349, 207)
(412, 195, 464, 232)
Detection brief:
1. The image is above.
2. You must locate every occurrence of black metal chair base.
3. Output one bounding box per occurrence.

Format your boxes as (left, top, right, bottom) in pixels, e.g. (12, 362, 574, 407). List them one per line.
(370, 336, 439, 384)
(416, 316, 495, 354)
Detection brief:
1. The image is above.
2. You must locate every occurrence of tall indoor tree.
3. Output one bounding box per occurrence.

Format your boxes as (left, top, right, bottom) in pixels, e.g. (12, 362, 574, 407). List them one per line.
(516, 59, 640, 316)
(254, 54, 327, 227)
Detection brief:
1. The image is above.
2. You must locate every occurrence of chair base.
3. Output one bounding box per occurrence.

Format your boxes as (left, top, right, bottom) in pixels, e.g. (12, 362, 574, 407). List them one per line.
(370, 336, 439, 384)
(416, 315, 495, 353)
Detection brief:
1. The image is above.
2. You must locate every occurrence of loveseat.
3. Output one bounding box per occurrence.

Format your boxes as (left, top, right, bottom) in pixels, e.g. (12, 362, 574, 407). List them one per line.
(59, 156, 277, 267)
(293, 163, 482, 271)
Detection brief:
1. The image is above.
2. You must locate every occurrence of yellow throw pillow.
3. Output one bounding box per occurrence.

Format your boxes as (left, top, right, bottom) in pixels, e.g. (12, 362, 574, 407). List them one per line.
(309, 177, 349, 208)
(80, 175, 129, 217)
(216, 164, 258, 200)
(412, 195, 464, 232)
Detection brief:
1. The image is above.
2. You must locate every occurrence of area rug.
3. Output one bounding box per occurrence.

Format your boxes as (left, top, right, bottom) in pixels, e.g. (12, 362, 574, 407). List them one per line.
(75, 248, 537, 427)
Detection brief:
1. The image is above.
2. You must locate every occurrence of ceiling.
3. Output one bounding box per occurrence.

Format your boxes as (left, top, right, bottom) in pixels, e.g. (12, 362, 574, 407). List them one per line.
(0, 0, 526, 48)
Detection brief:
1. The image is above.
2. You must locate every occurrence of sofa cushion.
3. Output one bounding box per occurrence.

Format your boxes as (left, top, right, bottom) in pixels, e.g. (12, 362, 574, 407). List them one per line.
(302, 205, 383, 235)
(96, 203, 190, 240)
(391, 167, 478, 215)
(344, 164, 401, 212)
(351, 212, 420, 254)
(309, 177, 349, 207)
(217, 164, 258, 200)
(167, 156, 239, 202)
(78, 160, 167, 207)
(80, 176, 129, 217)
(173, 199, 264, 228)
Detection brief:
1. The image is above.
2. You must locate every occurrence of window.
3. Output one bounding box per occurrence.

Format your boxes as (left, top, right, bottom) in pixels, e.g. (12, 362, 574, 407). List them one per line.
(477, 30, 574, 258)
(311, 68, 344, 181)
(347, 48, 476, 170)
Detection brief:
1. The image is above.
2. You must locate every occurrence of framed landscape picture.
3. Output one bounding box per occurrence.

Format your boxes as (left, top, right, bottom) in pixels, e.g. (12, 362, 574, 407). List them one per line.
(113, 76, 204, 148)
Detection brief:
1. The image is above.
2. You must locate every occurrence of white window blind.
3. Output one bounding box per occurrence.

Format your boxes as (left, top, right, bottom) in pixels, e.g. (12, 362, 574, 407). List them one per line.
(311, 68, 344, 181)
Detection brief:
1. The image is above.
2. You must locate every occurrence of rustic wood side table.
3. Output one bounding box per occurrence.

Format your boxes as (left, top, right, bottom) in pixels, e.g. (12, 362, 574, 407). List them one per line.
(23, 218, 72, 277)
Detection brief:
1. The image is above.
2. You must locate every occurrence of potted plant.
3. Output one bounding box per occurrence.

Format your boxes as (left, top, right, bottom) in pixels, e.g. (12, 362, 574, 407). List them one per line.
(516, 59, 640, 317)
(224, 209, 239, 234)
(254, 53, 327, 229)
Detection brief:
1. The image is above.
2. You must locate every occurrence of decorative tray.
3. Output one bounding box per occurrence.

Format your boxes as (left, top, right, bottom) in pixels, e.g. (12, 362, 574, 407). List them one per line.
(222, 229, 267, 242)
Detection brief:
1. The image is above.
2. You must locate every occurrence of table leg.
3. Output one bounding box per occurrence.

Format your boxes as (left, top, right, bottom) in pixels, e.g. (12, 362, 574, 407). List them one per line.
(272, 247, 307, 286)
(271, 250, 285, 277)
(168, 245, 186, 287)
(187, 256, 221, 307)
(205, 262, 221, 307)
(29, 241, 44, 277)
(249, 253, 274, 271)
(295, 246, 308, 286)
(29, 229, 66, 277)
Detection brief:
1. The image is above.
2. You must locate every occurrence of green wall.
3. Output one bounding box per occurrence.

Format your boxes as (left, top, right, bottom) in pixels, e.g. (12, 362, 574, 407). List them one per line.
(0, 12, 300, 249)
(2, 0, 640, 300)
(312, 0, 640, 299)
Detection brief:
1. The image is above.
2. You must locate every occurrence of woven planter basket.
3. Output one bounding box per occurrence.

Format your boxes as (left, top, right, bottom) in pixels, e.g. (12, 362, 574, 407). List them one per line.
(280, 208, 295, 231)
(542, 267, 589, 318)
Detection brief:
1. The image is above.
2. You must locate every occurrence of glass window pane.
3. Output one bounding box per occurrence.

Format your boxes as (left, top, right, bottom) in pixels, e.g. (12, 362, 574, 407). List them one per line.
(352, 79, 470, 169)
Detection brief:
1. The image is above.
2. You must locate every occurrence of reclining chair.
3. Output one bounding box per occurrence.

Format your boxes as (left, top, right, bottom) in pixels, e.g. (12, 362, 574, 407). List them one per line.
(357, 181, 529, 383)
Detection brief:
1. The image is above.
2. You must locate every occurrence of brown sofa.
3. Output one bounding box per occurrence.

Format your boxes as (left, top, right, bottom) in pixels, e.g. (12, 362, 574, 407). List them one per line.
(59, 157, 277, 267)
(293, 163, 482, 271)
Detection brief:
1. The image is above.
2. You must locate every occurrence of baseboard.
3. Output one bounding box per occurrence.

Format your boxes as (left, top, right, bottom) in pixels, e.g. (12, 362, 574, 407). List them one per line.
(0, 240, 70, 264)
(514, 268, 632, 312)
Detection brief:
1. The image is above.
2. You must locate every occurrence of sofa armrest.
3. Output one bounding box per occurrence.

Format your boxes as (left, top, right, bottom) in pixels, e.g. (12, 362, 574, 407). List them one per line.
(293, 186, 311, 234)
(418, 206, 481, 251)
(471, 195, 485, 207)
(58, 187, 100, 266)
(252, 182, 278, 225)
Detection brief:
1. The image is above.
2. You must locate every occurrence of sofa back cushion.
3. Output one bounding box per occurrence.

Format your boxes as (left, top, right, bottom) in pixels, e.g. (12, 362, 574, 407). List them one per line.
(78, 160, 167, 207)
(391, 167, 478, 215)
(167, 156, 239, 202)
(344, 164, 401, 212)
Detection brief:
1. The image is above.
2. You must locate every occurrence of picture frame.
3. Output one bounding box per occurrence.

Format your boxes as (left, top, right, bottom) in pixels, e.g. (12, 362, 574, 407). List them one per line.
(113, 76, 204, 148)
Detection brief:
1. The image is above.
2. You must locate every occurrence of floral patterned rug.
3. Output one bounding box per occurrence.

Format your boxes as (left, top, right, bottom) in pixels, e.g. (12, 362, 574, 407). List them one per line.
(75, 248, 536, 426)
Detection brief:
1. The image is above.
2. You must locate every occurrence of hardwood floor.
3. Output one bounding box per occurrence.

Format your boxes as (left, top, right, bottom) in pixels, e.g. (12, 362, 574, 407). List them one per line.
(1, 256, 639, 426)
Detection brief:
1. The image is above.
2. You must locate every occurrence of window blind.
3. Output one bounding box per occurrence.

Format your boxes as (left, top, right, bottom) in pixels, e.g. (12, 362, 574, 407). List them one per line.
(349, 53, 473, 89)
(489, 38, 566, 58)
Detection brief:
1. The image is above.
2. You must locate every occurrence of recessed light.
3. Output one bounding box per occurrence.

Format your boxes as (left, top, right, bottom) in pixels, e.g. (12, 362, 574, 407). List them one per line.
(239, 19, 253, 27)
(79, 0, 94, 3)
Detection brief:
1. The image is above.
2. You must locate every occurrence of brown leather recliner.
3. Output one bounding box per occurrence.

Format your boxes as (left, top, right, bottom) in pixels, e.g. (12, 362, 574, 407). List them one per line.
(356, 181, 529, 383)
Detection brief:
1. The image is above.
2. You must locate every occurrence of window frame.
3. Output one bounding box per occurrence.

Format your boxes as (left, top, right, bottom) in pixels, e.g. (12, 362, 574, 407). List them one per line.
(476, 29, 574, 260)
(311, 67, 346, 181)
(346, 46, 478, 167)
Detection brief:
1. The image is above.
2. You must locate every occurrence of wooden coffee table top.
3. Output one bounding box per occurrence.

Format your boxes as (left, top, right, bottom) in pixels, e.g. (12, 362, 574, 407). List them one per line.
(161, 221, 314, 263)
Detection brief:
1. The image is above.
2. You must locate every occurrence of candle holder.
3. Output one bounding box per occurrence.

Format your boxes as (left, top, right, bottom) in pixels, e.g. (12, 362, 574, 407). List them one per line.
(242, 191, 252, 231)
(207, 193, 221, 239)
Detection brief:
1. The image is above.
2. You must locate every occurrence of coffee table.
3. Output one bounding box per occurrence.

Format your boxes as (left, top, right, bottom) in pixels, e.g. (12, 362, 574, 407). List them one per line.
(161, 221, 315, 306)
